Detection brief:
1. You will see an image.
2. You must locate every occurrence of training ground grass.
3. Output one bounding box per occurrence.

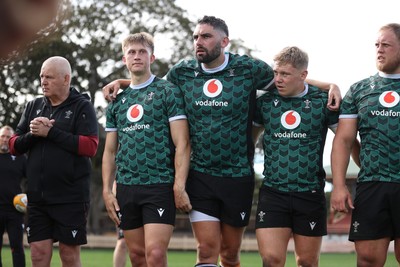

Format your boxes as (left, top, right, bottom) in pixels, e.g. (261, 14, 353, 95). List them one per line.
(1, 247, 398, 266)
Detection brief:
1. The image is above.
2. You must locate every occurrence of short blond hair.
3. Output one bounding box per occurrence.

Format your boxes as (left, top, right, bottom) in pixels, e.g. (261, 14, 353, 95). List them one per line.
(121, 32, 154, 54)
(379, 23, 400, 42)
(274, 46, 308, 70)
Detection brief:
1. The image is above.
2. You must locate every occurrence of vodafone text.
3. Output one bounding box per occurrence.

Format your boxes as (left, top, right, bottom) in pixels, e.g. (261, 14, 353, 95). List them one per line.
(122, 124, 150, 132)
(195, 100, 228, 107)
(371, 110, 400, 117)
(274, 132, 307, 138)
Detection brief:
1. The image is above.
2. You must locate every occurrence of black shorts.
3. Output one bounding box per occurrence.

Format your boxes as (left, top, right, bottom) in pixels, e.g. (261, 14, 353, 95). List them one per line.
(349, 182, 400, 241)
(27, 202, 89, 245)
(255, 186, 327, 237)
(186, 170, 254, 227)
(116, 183, 175, 230)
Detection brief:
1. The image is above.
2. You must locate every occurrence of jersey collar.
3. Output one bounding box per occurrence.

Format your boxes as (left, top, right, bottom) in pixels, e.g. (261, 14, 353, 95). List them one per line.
(201, 53, 229, 73)
(378, 72, 400, 79)
(129, 74, 156, 90)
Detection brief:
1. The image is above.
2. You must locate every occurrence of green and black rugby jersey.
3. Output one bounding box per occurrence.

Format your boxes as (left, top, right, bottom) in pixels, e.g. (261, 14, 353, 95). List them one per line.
(340, 73, 400, 183)
(105, 75, 186, 185)
(255, 84, 338, 192)
(167, 53, 274, 177)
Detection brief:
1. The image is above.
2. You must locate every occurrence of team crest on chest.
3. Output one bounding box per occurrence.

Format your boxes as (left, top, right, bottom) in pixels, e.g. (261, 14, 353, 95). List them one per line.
(64, 110, 73, 119)
(146, 92, 155, 101)
(304, 99, 311, 109)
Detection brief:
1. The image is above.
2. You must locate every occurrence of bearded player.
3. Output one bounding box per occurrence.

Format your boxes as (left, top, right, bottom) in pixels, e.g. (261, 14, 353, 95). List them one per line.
(331, 23, 400, 266)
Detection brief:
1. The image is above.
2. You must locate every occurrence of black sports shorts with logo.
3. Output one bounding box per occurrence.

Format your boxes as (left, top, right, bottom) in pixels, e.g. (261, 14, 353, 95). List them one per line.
(27, 202, 89, 245)
(186, 170, 254, 227)
(255, 185, 327, 236)
(349, 182, 400, 241)
(117, 183, 175, 230)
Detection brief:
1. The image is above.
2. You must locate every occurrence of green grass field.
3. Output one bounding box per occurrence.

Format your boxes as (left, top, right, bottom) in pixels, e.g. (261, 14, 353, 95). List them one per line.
(1, 247, 398, 266)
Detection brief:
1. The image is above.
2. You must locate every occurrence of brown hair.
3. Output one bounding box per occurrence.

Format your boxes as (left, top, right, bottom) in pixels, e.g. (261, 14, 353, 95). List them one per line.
(122, 32, 154, 54)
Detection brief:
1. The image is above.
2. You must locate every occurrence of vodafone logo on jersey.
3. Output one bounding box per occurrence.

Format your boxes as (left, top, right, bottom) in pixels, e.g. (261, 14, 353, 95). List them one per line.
(203, 79, 223, 97)
(281, 110, 301, 130)
(127, 104, 144, 122)
(379, 91, 400, 108)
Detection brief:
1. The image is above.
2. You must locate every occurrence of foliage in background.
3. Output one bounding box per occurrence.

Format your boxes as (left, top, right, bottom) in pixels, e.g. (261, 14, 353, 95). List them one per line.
(0, 0, 195, 127)
(0, 0, 259, 233)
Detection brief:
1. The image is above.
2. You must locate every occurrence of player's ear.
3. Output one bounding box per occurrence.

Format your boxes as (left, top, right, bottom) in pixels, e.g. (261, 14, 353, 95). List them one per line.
(301, 70, 308, 80)
(64, 74, 70, 85)
(221, 36, 230, 49)
(150, 54, 156, 64)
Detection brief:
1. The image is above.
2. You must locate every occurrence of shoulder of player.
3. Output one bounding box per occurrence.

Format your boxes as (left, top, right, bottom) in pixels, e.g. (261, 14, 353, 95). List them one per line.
(229, 53, 272, 72)
(306, 84, 329, 97)
(257, 88, 277, 101)
(152, 77, 181, 93)
(171, 57, 198, 70)
(228, 53, 270, 68)
(350, 74, 380, 90)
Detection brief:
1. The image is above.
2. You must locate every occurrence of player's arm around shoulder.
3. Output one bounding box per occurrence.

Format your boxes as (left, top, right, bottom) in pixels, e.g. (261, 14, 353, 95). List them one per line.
(306, 79, 342, 110)
(102, 79, 131, 101)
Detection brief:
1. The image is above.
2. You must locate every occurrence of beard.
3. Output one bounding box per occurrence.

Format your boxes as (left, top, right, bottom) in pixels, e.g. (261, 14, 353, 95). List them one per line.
(196, 43, 222, 64)
(377, 53, 400, 73)
(0, 144, 8, 153)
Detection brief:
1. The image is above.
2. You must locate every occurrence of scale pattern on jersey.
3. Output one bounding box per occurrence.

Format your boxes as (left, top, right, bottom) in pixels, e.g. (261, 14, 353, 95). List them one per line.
(106, 78, 186, 185)
(167, 53, 274, 177)
(341, 74, 400, 183)
(255, 85, 338, 192)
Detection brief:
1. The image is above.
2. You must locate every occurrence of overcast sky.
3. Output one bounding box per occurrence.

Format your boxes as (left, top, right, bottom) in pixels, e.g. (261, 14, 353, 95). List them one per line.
(174, 0, 400, 169)
(176, 0, 400, 92)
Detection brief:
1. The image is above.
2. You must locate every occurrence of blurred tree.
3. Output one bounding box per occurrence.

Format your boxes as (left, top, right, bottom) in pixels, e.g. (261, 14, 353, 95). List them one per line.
(0, 0, 195, 233)
(0, 0, 258, 233)
(0, 0, 195, 126)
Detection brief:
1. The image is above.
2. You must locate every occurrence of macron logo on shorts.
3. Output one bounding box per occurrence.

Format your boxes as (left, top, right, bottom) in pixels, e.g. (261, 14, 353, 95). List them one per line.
(309, 222, 316, 230)
(240, 212, 246, 220)
(72, 230, 78, 238)
(157, 208, 165, 217)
